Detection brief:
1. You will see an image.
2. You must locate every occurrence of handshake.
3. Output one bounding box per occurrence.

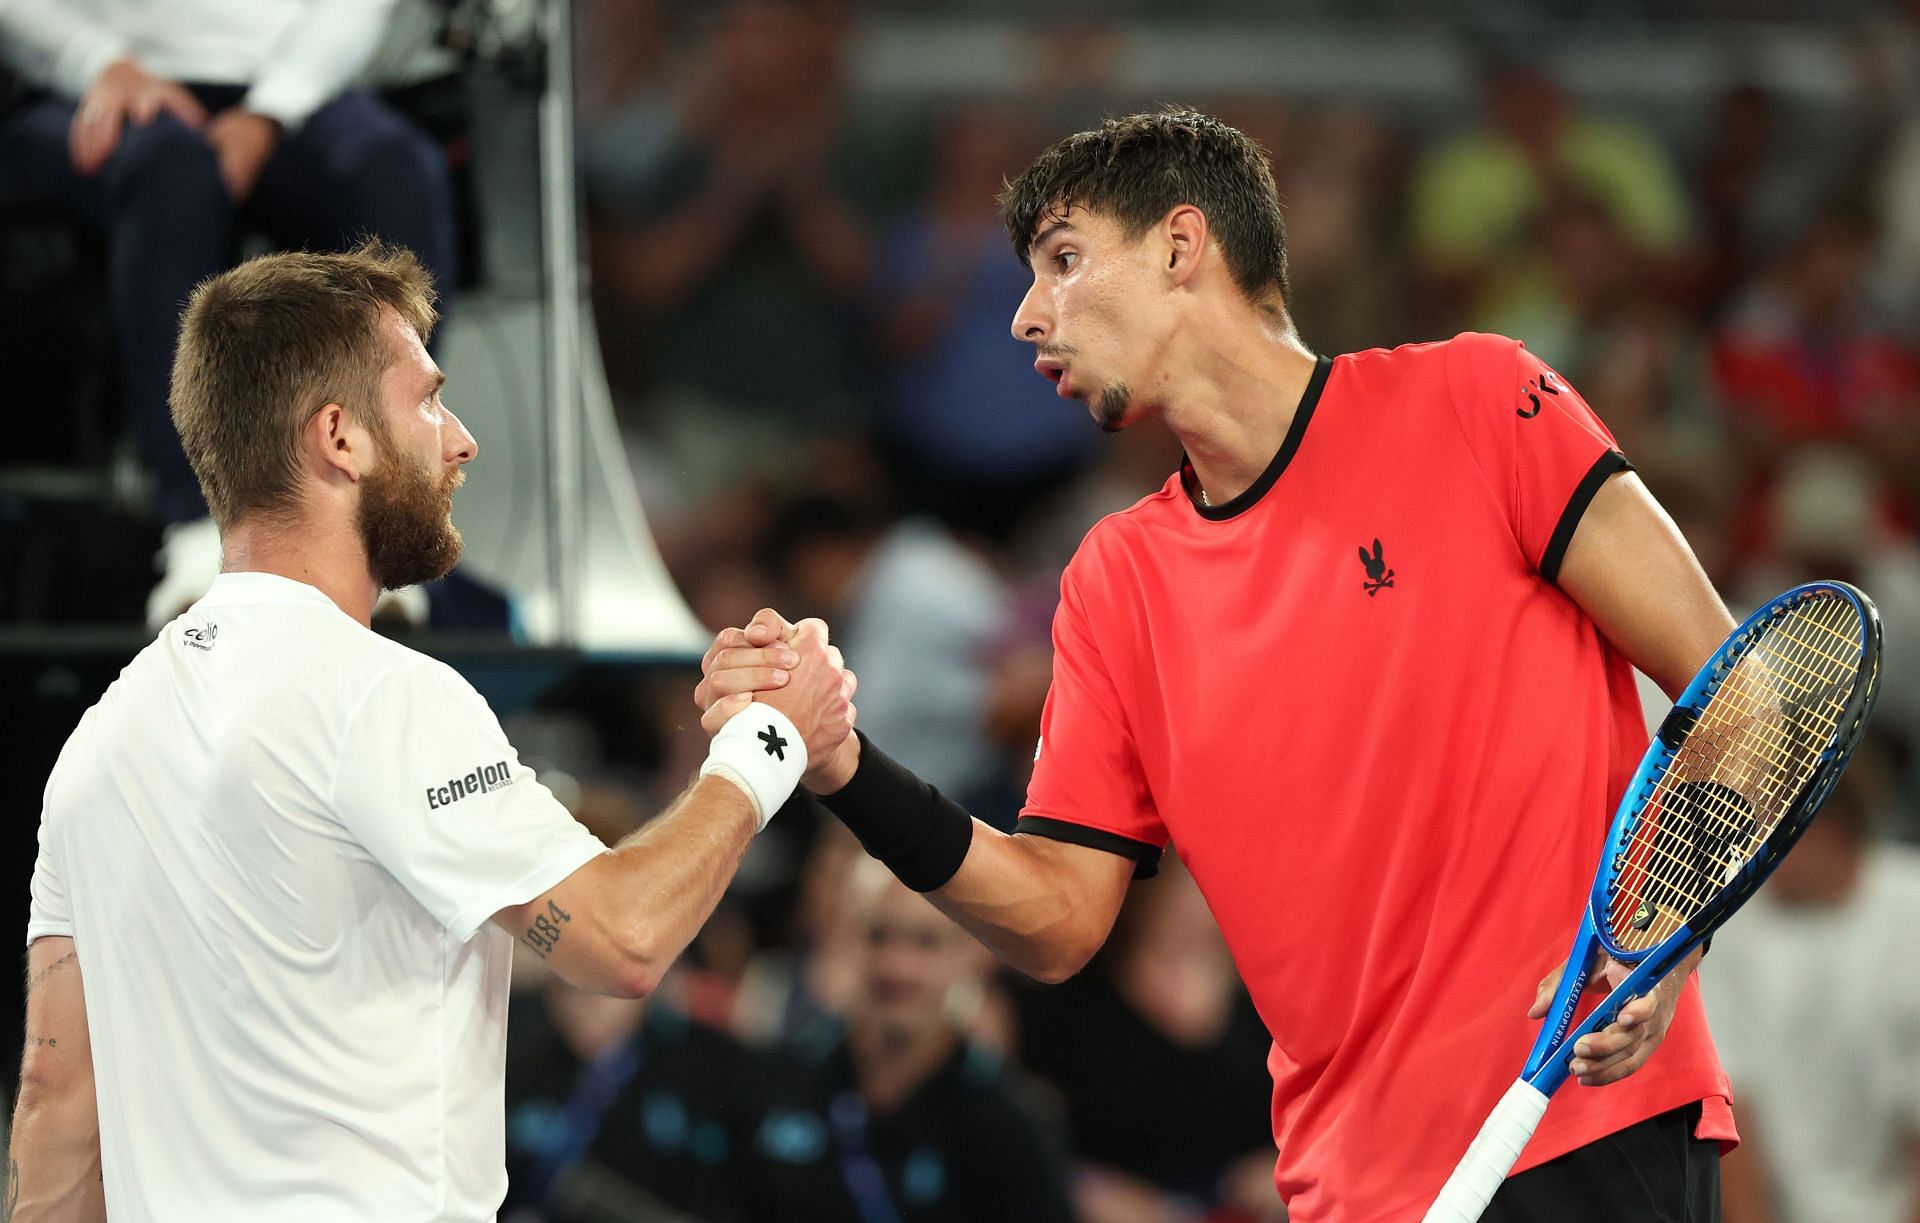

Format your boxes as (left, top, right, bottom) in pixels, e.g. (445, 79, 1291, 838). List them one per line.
(693, 607, 862, 795)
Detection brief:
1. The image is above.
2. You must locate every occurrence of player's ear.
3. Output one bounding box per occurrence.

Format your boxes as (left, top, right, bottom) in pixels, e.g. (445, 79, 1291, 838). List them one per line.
(1165, 204, 1208, 288)
(305, 402, 368, 483)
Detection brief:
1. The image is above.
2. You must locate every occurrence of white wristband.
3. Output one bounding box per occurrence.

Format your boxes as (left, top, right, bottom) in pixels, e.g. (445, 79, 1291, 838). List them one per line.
(699, 705, 806, 832)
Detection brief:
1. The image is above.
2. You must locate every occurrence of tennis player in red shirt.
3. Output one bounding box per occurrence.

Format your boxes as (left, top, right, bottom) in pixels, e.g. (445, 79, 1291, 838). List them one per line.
(697, 108, 1737, 1221)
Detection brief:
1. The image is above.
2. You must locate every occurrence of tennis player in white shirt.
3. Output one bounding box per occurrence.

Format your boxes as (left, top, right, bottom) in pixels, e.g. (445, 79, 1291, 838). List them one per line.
(5, 242, 850, 1221)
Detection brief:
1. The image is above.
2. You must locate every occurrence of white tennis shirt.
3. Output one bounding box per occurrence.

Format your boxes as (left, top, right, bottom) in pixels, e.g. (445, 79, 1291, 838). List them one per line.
(27, 572, 606, 1220)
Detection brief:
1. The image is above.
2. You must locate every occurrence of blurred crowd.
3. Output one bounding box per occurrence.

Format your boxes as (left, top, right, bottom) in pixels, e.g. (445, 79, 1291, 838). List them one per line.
(554, 3, 1920, 1219)
(7, 0, 1920, 1219)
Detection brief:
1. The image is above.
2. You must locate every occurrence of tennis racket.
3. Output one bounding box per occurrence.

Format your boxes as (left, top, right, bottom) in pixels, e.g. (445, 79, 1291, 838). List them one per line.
(1422, 580, 1882, 1222)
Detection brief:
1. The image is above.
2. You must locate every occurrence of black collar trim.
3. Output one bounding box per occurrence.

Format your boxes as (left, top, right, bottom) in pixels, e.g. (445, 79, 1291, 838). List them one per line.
(1181, 354, 1334, 521)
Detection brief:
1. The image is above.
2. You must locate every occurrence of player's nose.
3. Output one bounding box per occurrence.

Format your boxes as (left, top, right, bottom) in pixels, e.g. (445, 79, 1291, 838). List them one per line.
(443, 406, 478, 465)
(1010, 282, 1050, 344)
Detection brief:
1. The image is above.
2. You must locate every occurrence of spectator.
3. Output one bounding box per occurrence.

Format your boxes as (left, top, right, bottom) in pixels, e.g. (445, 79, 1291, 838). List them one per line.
(1411, 46, 1690, 324)
(764, 493, 1010, 799)
(0, 0, 458, 594)
(871, 104, 1097, 542)
(1701, 733, 1920, 1223)
(587, 0, 871, 499)
(1691, 83, 1814, 321)
(503, 979, 765, 1223)
(1732, 445, 1920, 737)
(1475, 191, 1648, 373)
(1015, 857, 1280, 1223)
(1875, 100, 1920, 332)
(1710, 203, 1920, 479)
(1257, 100, 1412, 357)
(740, 864, 1074, 1223)
(956, 580, 1062, 832)
(730, 821, 870, 1047)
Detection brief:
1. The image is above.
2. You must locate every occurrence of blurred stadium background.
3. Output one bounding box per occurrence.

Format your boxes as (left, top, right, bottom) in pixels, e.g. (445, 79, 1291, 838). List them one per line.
(4, 0, 1919, 1219)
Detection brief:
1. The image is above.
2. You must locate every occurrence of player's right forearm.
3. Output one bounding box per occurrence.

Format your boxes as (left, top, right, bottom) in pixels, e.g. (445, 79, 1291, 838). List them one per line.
(813, 734, 1127, 983)
(6, 1083, 106, 1221)
(925, 825, 1115, 983)
(506, 701, 816, 998)
(590, 776, 761, 994)
(514, 775, 759, 1000)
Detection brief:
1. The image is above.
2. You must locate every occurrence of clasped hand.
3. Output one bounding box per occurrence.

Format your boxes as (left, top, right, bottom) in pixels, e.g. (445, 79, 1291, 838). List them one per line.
(695, 608, 859, 787)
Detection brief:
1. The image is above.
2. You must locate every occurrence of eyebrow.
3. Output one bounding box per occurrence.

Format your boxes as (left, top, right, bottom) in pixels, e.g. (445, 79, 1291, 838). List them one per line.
(428, 371, 447, 393)
(1030, 220, 1075, 253)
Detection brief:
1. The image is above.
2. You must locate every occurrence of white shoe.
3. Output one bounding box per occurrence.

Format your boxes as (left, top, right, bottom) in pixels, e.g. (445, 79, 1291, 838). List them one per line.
(145, 517, 222, 633)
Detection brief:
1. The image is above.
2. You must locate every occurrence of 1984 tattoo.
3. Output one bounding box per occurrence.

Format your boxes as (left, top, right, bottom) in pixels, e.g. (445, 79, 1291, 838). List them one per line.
(521, 899, 572, 959)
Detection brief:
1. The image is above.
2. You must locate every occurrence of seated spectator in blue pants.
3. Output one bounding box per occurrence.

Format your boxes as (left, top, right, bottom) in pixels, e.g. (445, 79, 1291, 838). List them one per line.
(0, 0, 457, 569)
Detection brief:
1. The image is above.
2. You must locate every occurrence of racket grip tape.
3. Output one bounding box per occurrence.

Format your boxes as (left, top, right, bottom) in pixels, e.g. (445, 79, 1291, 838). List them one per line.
(1421, 1080, 1551, 1222)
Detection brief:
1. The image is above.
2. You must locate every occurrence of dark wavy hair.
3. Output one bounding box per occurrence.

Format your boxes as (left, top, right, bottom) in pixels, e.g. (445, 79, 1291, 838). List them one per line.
(999, 106, 1290, 308)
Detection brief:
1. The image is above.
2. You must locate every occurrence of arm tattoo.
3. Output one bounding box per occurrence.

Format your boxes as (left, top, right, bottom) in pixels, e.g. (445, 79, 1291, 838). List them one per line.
(520, 899, 572, 959)
(22, 950, 76, 996)
(5, 1154, 19, 1221)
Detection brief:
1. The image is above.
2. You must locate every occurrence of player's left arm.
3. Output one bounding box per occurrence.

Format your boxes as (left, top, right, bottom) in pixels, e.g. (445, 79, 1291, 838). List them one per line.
(6, 936, 105, 1221)
(1541, 468, 1733, 1085)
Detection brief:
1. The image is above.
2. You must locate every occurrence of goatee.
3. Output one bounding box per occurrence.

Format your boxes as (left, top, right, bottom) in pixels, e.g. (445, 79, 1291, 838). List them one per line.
(1096, 382, 1133, 433)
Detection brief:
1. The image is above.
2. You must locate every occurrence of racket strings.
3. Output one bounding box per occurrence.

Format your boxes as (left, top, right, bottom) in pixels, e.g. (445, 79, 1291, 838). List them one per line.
(1611, 598, 1857, 942)
(1630, 599, 1854, 895)
(1611, 648, 1819, 913)
(1605, 594, 1861, 951)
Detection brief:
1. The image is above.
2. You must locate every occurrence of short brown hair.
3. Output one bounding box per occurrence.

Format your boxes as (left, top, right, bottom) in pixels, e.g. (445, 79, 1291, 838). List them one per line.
(169, 241, 439, 528)
(999, 106, 1290, 307)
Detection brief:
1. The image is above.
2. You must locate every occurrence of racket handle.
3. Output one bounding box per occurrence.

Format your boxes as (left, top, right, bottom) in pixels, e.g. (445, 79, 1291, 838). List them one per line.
(1421, 1080, 1551, 1223)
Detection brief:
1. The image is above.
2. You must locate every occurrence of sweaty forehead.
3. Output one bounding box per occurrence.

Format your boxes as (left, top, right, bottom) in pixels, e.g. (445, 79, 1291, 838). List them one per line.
(379, 307, 439, 386)
(380, 305, 428, 357)
(1030, 201, 1080, 244)
(1031, 204, 1138, 252)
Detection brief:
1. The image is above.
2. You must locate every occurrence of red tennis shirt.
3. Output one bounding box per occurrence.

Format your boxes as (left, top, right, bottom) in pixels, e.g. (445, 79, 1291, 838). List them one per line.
(1016, 333, 1735, 1221)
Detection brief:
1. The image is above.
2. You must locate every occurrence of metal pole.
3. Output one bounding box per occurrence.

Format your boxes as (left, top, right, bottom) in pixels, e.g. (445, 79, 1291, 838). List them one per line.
(538, 0, 583, 645)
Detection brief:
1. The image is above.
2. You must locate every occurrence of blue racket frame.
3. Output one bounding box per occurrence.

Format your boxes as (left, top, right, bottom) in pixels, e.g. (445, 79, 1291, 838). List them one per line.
(1520, 581, 1881, 1095)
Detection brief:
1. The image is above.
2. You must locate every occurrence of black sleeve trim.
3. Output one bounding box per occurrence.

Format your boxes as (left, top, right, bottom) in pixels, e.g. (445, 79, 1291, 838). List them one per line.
(1014, 816, 1162, 878)
(1539, 450, 1633, 584)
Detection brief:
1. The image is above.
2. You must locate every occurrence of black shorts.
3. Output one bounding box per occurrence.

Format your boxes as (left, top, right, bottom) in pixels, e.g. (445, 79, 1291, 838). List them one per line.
(1482, 1103, 1720, 1223)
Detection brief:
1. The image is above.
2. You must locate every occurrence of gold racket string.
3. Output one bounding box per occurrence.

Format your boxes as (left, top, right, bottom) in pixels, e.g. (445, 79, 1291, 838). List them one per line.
(1609, 610, 1857, 949)
(1605, 596, 1860, 951)
(1612, 613, 1854, 948)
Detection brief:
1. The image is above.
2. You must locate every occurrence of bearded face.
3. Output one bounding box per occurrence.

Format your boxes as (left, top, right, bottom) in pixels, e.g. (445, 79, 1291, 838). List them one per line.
(355, 428, 464, 591)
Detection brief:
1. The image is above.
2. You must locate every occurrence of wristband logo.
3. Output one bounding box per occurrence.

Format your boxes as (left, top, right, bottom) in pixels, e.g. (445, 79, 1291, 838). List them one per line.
(426, 759, 513, 810)
(758, 724, 790, 761)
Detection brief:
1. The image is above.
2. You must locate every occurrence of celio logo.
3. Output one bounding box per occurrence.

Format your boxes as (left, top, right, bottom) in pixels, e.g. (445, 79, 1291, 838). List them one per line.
(426, 760, 513, 809)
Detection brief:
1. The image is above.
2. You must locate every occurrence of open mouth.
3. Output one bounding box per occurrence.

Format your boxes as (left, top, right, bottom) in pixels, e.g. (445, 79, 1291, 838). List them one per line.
(1034, 358, 1074, 398)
